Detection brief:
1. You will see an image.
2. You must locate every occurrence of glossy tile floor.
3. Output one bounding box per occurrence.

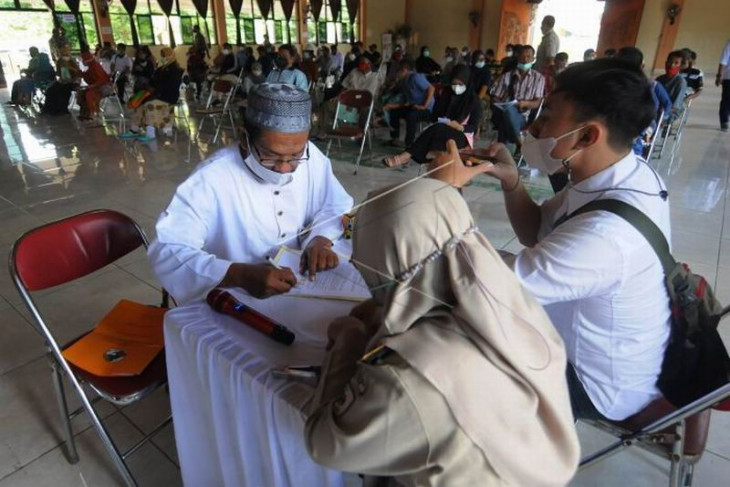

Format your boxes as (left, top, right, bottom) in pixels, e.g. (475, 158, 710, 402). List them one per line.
(0, 84, 728, 486)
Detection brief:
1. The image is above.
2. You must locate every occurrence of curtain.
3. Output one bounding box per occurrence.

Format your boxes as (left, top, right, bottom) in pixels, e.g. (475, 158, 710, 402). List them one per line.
(280, 0, 296, 43)
(62, 0, 86, 48)
(119, 0, 140, 47)
(310, 0, 323, 45)
(256, 0, 273, 20)
(156, 0, 177, 47)
(41, 0, 59, 27)
(329, 0, 340, 43)
(229, 0, 244, 45)
(345, 0, 358, 43)
(191, 0, 211, 42)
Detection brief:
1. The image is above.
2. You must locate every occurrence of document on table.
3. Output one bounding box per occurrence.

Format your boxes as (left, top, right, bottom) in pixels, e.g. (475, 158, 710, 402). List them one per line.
(273, 247, 371, 302)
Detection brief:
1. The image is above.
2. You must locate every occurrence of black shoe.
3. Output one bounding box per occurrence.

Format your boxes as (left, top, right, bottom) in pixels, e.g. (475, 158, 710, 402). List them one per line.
(722, 124, 729, 133)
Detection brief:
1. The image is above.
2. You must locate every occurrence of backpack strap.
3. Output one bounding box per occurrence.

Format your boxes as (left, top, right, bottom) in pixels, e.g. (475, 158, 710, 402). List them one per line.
(555, 199, 676, 275)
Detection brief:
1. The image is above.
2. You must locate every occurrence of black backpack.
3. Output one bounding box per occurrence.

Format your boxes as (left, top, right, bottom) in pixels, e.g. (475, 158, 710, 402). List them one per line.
(556, 199, 730, 407)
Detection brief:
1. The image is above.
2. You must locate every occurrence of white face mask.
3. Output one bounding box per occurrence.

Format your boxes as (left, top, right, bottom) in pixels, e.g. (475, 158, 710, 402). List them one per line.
(222, 49, 231, 55)
(506, 50, 513, 57)
(475, 61, 486, 69)
(242, 141, 295, 186)
(445, 56, 454, 63)
(452, 84, 467, 95)
(521, 126, 586, 175)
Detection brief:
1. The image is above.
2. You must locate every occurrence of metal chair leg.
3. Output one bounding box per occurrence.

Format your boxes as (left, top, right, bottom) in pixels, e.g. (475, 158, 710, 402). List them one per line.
(354, 136, 367, 175)
(50, 359, 78, 464)
(326, 139, 333, 157)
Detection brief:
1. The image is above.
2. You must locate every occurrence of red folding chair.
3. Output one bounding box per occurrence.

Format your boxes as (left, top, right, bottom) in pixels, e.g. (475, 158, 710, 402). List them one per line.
(9, 209, 171, 487)
(324, 89, 375, 175)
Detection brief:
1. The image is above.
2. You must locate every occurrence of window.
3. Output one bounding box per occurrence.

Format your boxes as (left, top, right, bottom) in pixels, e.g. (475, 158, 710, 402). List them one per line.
(56, 0, 99, 49)
(224, 0, 298, 45)
(307, 0, 358, 45)
(108, 0, 217, 46)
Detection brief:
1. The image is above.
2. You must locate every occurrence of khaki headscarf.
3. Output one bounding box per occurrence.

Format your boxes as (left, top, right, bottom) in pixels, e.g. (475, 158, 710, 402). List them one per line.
(353, 179, 580, 487)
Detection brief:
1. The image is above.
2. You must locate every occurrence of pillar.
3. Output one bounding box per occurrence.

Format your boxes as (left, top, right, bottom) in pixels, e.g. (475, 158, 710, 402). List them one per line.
(652, 0, 685, 72)
(212, 0, 228, 45)
(92, 0, 114, 44)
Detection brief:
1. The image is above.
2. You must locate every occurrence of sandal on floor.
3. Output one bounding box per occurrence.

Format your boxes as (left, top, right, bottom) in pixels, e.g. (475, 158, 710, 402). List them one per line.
(382, 154, 410, 168)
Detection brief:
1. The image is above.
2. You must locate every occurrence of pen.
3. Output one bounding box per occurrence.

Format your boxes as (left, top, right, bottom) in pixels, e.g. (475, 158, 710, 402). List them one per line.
(266, 256, 282, 270)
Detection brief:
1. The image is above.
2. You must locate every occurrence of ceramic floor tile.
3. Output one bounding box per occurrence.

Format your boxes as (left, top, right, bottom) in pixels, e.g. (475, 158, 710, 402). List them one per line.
(672, 229, 721, 269)
(0, 412, 181, 487)
(0, 305, 45, 376)
(0, 357, 117, 480)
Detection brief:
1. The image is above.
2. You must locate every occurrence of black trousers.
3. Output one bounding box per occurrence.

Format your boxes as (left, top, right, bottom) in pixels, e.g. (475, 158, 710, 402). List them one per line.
(116, 74, 128, 102)
(388, 107, 432, 146)
(409, 123, 469, 164)
(720, 80, 730, 127)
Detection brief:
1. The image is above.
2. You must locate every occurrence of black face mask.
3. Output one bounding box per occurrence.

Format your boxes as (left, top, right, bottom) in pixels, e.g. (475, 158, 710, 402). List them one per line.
(275, 56, 288, 69)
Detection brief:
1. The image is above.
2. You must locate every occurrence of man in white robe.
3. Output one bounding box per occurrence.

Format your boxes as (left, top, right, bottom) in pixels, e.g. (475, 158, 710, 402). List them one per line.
(148, 83, 354, 304)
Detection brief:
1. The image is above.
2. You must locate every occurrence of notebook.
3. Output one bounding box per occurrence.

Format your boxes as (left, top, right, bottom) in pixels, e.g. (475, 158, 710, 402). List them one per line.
(273, 246, 371, 302)
(61, 300, 167, 377)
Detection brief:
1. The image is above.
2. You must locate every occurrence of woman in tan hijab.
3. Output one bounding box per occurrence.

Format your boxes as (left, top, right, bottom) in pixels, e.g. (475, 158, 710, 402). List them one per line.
(305, 178, 580, 486)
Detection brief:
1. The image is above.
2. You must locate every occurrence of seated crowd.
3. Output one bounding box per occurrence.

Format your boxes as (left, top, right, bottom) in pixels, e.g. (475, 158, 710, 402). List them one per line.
(5, 28, 716, 485)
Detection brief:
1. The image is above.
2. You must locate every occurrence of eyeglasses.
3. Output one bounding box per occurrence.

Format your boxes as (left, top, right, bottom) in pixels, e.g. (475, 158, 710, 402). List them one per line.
(246, 136, 310, 169)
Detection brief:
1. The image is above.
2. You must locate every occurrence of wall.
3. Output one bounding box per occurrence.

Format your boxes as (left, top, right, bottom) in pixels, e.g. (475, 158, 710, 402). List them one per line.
(481, 0, 504, 54)
(406, 0, 473, 58)
(364, 0, 406, 48)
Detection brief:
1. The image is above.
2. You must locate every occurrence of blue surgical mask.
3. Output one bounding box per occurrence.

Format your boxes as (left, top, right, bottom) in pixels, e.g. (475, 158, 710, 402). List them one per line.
(517, 61, 534, 72)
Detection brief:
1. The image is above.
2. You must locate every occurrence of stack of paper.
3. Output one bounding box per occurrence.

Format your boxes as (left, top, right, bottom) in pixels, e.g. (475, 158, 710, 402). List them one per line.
(273, 247, 372, 302)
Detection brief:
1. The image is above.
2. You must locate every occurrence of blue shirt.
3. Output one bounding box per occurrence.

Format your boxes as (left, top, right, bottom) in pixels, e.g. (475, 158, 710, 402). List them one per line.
(403, 72, 434, 111)
(267, 68, 309, 92)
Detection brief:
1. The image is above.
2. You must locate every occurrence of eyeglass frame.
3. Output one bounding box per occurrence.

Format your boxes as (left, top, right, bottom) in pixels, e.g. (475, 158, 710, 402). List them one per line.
(245, 134, 310, 169)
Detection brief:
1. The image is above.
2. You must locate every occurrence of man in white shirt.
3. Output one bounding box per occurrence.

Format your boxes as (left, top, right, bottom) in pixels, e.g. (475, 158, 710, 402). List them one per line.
(536, 15, 560, 72)
(717, 39, 730, 132)
(111, 43, 133, 102)
(430, 59, 672, 421)
(148, 83, 354, 304)
(341, 56, 386, 96)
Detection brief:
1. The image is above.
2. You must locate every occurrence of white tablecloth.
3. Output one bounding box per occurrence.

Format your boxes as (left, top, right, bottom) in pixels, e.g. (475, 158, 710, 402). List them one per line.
(164, 288, 356, 487)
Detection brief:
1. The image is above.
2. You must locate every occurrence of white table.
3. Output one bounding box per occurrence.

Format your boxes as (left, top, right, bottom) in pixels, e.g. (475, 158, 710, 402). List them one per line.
(164, 288, 356, 487)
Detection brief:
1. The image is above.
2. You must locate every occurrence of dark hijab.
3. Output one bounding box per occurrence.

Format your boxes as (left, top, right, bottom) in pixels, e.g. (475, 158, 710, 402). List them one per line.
(435, 64, 477, 122)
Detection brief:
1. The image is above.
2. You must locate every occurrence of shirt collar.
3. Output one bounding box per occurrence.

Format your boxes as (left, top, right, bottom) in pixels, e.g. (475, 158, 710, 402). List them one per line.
(565, 150, 638, 214)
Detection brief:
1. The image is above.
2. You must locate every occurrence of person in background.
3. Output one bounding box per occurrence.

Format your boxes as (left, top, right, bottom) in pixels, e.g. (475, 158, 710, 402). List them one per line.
(583, 48, 597, 62)
(257, 45, 275, 77)
(8, 47, 55, 106)
(193, 24, 209, 59)
(49, 25, 69, 62)
(42, 44, 81, 115)
(459, 46, 471, 65)
(469, 50, 492, 100)
(364, 43, 381, 66)
(490, 44, 545, 157)
(243, 62, 265, 95)
(545, 51, 569, 94)
(213, 43, 237, 77)
(186, 45, 208, 101)
(98, 45, 114, 74)
(384, 58, 435, 148)
(718, 38, 730, 132)
(243, 46, 256, 73)
(317, 46, 335, 81)
(341, 46, 361, 80)
(267, 44, 308, 92)
(341, 56, 385, 96)
(415, 46, 441, 81)
(132, 45, 156, 92)
(148, 83, 353, 303)
(121, 47, 183, 139)
(301, 48, 319, 84)
(331, 44, 345, 78)
(656, 50, 688, 120)
(305, 178, 579, 487)
(604, 48, 617, 58)
(234, 44, 249, 75)
(430, 59, 672, 424)
(441, 46, 460, 81)
(77, 51, 112, 121)
(111, 43, 133, 102)
(616, 46, 671, 158)
(383, 65, 481, 168)
(500, 44, 519, 73)
(536, 15, 559, 72)
(681, 49, 704, 102)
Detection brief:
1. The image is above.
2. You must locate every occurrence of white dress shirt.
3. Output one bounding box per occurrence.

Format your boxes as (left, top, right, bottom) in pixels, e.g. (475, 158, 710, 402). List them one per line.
(148, 143, 354, 304)
(720, 39, 730, 80)
(341, 64, 387, 96)
(514, 152, 672, 420)
(111, 54, 133, 75)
